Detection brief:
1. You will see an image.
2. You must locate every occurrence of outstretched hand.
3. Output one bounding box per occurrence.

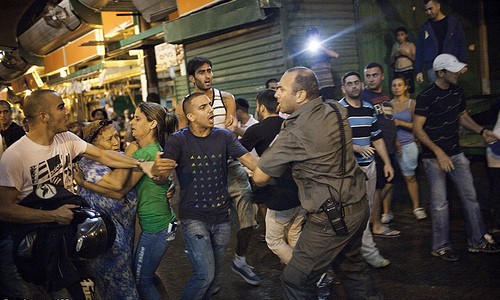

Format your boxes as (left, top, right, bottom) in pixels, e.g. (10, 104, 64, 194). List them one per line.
(152, 152, 177, 177)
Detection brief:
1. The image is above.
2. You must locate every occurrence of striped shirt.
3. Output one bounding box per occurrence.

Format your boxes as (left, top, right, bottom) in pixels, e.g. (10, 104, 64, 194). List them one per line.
(338, 98, 382, 166)
(211, 88, 226, 128)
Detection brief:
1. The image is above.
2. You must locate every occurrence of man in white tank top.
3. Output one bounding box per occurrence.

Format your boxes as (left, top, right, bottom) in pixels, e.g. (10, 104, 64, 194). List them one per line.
(176, 57, 235, 130)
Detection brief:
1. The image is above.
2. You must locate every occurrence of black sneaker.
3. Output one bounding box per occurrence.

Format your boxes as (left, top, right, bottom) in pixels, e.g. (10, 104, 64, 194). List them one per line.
(431, 249, 460, 262)
(468, 242, 500, 253)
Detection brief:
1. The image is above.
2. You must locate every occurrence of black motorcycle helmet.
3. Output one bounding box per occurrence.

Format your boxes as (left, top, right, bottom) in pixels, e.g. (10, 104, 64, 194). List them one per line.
(71, 207, 116, 259)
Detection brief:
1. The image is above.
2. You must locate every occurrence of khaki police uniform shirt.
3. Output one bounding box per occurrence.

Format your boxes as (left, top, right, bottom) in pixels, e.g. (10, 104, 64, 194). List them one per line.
(258, 97, 367, 213)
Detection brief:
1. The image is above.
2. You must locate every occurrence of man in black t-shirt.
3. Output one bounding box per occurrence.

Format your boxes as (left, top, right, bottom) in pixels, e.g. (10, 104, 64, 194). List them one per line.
(415, 0, 467, 84)
(360, 63, 399, 236)
(240, 89, 305, 265)
(414, 54, 499, 262)
(0, 100, 25, 151)
(153, 92, 258, 299)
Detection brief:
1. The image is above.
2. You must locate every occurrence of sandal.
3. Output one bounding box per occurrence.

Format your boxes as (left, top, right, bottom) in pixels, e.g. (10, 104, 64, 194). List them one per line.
(372, 228, 401, 238)
(413, 207, 427, 220)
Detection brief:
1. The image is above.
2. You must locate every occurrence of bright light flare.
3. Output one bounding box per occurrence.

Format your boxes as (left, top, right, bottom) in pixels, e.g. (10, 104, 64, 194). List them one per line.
(307, 37, 321, 52)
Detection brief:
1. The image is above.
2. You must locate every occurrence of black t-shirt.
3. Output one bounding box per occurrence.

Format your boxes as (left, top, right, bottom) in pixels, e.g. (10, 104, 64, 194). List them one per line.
(431, 16, 448, 54)
(240, 116, 300, 211)
(414, 83, 466, 158)
(162, 127, 248, 224)
(360, 89, 397, 154)
(240, 116, 283, 156)
(1, 121, 25, 148)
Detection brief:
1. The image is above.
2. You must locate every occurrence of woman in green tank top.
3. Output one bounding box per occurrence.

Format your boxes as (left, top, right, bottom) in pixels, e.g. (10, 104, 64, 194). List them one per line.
(76, 102, 178, 299)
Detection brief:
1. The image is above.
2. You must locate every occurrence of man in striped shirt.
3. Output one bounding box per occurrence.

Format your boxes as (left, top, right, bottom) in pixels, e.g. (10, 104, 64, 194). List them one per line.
(338, 71, 394, 268)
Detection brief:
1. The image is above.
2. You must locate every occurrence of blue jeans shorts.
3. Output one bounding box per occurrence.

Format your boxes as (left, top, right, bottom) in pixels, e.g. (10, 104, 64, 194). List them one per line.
(397, 142, 419, 176)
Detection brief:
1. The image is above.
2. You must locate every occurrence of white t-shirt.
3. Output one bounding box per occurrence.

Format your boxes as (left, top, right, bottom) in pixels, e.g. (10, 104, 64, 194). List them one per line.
(238, 115, 259, 158)
(237, 115, 259, 138)
(0, 131, 87, 201)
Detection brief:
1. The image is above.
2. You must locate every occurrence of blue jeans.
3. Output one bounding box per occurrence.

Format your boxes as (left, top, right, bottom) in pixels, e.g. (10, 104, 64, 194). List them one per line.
(181, 219, 231, 300)
(134, 225, 175, 300)
(228, 160, 257, 230)
(423, 153, 487, 251)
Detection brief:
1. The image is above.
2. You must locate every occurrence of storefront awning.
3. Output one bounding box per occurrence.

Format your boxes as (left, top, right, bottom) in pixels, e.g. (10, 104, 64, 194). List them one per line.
(163, 0, 280, 44)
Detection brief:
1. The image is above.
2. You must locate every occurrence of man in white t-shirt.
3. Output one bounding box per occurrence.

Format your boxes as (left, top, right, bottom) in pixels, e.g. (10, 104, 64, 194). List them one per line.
(233, 98, 258, 139)
(0, 90, 161, 299)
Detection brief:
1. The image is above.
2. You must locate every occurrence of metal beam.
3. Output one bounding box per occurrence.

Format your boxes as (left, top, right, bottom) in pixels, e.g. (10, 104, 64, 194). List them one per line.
(163, 0, 266, 44)
(106, 25, 164, 53)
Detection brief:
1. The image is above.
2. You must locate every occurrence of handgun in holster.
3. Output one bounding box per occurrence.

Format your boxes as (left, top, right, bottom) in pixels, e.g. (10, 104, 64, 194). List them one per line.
(322, 198, 349, 236)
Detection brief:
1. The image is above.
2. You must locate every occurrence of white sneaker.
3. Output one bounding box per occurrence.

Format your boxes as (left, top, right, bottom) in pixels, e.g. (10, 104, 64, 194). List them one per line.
(365, 254, 390, 268)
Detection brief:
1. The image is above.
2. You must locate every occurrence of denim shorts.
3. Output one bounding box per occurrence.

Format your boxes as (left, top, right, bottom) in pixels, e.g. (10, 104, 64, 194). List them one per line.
(396, 142, 419, 176)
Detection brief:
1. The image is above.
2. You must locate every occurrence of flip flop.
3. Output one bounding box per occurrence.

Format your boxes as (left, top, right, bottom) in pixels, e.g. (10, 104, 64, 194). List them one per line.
(373, 228, 401, 238)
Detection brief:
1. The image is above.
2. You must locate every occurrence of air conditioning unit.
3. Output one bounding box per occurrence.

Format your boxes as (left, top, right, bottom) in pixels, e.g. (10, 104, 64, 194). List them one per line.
(18, 0, 100, 56)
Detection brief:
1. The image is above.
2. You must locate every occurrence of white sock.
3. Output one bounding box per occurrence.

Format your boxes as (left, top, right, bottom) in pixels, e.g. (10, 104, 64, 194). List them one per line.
(234, 254, 246, 267)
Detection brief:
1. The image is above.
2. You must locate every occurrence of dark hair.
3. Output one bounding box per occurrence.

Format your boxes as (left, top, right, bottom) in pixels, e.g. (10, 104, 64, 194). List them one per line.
(165, 112, 178, 137)
(0, 100, 12, 110)
(392, 75, 409, 86)
(182, 92, 207, 116)
(256, 89, 277, 113)
(305, 27, 319, 37)
(424, 0, 438, 4)
(395, 26, 407, 35)
(286, 67, 320, 99)
(235, 98, 250, 113)
(265, 78, 278, 88)
(365, 62, 384, 73)
(137, 102, 172, 145)
(342, 71, 362, 85)
(187, 56, 212, 77)
(91, 108, 108, 120)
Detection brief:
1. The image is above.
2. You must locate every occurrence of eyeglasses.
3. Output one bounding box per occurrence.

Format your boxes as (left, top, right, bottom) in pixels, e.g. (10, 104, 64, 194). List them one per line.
(89, 120, 113, 143)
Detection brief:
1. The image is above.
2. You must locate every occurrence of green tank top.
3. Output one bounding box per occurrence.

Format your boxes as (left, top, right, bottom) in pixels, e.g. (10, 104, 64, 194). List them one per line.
(133, 142, 176, 233)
